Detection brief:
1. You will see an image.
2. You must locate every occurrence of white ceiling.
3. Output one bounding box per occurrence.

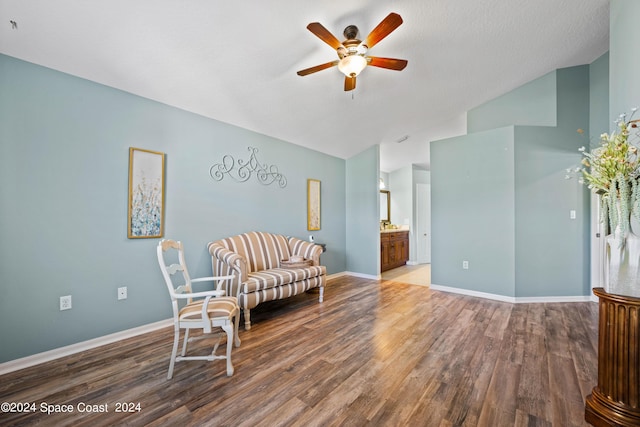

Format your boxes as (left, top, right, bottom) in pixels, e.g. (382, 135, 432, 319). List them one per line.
(0, 0, 610, 172)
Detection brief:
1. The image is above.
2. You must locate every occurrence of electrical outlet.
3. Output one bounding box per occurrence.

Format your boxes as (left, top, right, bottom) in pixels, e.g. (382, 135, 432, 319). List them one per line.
(570, 210, 576, 219)
(60, 295, 72, 311)
(462, 260, 469, 270)
(117, 286, 127, 300)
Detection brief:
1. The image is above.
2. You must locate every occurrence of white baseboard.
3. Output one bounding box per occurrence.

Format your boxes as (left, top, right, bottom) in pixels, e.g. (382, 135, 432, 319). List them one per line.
(326, 271, 348, 280)
(430, 284, 517, 303)
(0, 319, 173, 375)
(515, 295, 592, 303)
(327, 271, 380, 280)
(430, 284, 593, 304)
(342, 271, 380, 280)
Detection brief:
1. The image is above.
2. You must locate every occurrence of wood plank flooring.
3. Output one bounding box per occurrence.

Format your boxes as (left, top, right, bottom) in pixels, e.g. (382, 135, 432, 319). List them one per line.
(0, 276, 599, 426)
(381, 264, 430, 286)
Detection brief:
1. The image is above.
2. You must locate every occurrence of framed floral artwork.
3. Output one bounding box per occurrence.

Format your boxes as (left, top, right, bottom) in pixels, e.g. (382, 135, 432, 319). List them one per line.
(307, 179, 321, 230)
(127, 147, 165, 239)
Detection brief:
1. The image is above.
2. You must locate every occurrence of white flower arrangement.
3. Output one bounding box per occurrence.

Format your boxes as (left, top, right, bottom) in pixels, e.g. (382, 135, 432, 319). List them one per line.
(576, 108, 640, 237)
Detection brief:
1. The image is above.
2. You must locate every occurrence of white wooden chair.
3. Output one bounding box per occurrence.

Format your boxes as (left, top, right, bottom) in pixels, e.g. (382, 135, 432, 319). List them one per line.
(157, 239, 240, 379)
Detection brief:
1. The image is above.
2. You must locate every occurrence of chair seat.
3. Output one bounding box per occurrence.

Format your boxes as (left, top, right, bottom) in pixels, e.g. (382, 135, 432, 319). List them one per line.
(179, 296, 239, 321)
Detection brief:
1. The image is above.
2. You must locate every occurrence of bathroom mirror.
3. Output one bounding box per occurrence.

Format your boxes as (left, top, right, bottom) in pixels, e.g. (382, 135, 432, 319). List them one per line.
(380, 190, 390, 222)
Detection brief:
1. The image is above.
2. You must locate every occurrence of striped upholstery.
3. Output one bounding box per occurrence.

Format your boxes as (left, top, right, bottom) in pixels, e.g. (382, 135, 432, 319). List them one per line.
(179, 296, 239, 322)
(214, 232, 291, 273)
(240, 275, 324, 311)
(208, 232, 326, 329)
(244, 266, 326, 293)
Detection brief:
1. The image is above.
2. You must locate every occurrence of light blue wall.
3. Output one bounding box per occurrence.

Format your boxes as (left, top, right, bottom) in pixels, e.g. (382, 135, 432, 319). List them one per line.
(610, 0, 640, 123)
(346, 145, 380, 276)
(432, 66, 591, 298)
(590, 52, 610, 139)
(0, 54, 347, 362)
(467, 71, 557, 133)
(514, 67, 590, 297)
(431, 127, 516, 296)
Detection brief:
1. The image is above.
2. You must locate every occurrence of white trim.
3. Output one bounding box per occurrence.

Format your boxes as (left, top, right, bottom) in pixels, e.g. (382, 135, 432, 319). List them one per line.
(0, 319, 172, 375)
(326, 271, 349, 280)
(515, 295, 592, 303)
(328, 271, 381, 280)
(429, 284, 593, 304)
(343, 271, 380, 280)
(430, 284, 516, 303)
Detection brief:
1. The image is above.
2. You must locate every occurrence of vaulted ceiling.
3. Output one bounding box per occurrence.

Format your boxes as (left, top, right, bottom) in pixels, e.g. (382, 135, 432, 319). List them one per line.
(0, 0, 610, 172)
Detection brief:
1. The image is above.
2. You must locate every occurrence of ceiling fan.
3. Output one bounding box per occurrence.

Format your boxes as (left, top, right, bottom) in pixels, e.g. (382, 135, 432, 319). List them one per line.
(297, 12, 408, 91)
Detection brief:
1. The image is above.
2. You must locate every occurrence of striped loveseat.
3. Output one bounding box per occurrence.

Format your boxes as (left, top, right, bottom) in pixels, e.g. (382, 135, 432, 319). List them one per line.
(207, 231, 326, 330)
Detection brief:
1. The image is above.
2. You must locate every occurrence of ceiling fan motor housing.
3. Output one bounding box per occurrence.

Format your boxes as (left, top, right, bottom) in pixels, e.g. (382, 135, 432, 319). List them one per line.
(338, 29, 366, 59)
(343, 25, 359, 40)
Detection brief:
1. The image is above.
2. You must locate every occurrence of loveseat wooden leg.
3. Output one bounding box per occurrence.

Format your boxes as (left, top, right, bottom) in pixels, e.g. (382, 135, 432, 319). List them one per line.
(244, 308, 251, 330)
(319, 285, 324, 303)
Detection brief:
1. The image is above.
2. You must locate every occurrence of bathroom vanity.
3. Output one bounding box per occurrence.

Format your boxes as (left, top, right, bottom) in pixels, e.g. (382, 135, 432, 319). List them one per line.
(380, 230, 409, 272)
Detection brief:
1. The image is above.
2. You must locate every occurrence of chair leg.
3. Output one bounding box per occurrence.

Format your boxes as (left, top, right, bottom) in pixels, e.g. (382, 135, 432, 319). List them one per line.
(234, 311, 241, 347)
(319, 285, 324, 303)
(243, 308, 251, 330)
(181, 329, 190, 356)
(222, 324, 234, 376)
(167, 326, 181, 380)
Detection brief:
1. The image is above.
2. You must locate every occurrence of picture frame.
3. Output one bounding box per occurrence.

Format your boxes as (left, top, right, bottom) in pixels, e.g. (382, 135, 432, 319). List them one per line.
(307, 179, 321, 231)
(127, 147, 165, 239)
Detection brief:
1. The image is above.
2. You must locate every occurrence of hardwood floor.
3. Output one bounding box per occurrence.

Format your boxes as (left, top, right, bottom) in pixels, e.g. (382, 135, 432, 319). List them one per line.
(0, 275, 598, 426)
(381, 263, 430, 286)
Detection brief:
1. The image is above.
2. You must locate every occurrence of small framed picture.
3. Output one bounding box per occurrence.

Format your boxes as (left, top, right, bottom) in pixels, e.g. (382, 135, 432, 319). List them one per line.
(128, 147, 165, 239)
(307, 179, 321, 231)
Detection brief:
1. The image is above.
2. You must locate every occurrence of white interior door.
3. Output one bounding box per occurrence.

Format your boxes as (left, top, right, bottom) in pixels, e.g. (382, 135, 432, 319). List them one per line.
(591, 192, 603, 295)
(416, 183, 431, 264)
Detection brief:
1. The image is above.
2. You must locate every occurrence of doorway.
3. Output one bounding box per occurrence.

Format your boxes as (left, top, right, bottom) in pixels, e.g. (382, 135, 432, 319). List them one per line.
(416, 183, 431, 264)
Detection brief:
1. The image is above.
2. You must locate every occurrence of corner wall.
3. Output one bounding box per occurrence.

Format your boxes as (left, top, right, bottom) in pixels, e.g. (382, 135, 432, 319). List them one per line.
(431, 126, 516, 296)
(431, 66, 591, 298)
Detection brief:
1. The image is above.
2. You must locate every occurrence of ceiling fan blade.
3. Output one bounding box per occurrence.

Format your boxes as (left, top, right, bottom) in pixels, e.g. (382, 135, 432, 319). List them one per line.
(367, 56, 408, 71)
(306, 22, 344, 50)
(364, 13, 403, 49)
(297, 60, 339, 76)
(344, 75, 356, 91)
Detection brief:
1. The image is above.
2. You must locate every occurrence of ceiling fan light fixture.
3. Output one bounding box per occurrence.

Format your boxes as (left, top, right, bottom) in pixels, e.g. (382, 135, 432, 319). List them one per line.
(338, 55, 367, 77)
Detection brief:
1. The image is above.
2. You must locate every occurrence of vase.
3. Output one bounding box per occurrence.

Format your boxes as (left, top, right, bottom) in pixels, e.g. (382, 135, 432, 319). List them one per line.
(604, 203, 640, 298)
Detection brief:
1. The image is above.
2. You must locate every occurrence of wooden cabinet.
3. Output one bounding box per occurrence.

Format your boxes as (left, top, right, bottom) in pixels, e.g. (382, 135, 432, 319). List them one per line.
(381, 230, 409, 272)
(585, 288, 640, 426)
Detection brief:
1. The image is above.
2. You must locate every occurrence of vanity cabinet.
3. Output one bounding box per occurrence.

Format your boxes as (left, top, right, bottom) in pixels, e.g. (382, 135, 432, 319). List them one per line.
(380, 230, 409, 272)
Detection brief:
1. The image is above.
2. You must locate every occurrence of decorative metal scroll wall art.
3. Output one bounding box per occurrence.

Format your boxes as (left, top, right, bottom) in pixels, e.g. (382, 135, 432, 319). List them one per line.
(209, 147, 287, 188)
